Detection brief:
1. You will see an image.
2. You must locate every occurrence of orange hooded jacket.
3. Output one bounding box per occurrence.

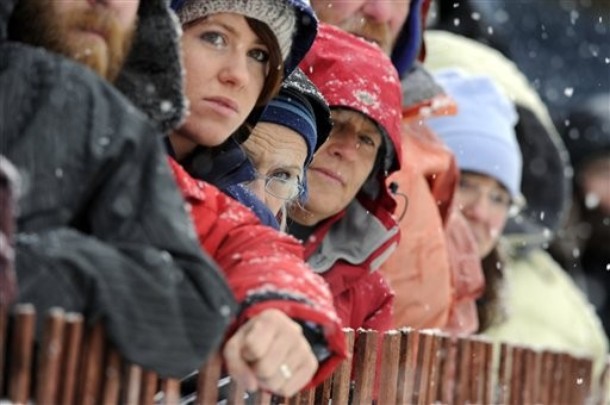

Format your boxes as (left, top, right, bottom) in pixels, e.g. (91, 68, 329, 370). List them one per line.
(380, 67, 484, 333)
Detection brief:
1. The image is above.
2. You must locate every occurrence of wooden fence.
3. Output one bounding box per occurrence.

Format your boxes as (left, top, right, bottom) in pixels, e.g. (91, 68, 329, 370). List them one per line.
(1, 304, 608, 404)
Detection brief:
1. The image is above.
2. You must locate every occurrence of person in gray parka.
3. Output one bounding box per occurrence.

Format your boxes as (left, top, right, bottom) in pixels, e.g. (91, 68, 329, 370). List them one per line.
(2, 0, 236, 377)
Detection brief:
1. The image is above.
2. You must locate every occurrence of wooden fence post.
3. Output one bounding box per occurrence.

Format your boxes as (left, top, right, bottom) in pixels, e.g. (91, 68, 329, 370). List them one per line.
(351, 329, 378, 404)
(9, 304, 36, 404)
(330, 329, 355, 404)
(36, 308, 66, 404)
(59, 313, 84, 405)
(396, 328, 419, 404)
(378, 330, 401, 405)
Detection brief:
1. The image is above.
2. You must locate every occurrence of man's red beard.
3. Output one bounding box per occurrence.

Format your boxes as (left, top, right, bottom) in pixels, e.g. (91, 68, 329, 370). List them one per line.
(9, 1, 136, 82)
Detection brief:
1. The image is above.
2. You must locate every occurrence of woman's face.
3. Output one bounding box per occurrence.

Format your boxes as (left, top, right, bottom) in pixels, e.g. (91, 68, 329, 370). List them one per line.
(242, 123, 307, 216)
(290, 109, 382, 225)
(171, 13, 270, 158)
(456, 172, 513, 258)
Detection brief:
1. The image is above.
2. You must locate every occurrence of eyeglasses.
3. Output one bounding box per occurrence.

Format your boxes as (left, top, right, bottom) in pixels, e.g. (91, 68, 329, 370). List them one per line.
(457, 177, 524, 217)
(246, 171, 303, 201)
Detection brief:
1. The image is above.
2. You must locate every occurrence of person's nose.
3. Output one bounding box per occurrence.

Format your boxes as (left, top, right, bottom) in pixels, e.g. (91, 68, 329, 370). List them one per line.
(462, 193, 492, 223)
(361, 0, 393, 24)
(325, 134, 360, 161)
(218, 53, 250, 89)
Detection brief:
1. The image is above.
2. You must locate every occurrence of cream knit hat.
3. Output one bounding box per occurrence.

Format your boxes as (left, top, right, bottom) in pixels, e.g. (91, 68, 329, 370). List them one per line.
(176, 0, 297, 62)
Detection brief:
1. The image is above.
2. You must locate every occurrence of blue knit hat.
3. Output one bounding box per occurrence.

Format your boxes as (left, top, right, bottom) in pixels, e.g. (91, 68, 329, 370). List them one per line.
(427, 69, 522, 198)
(259, 69, 331, 166)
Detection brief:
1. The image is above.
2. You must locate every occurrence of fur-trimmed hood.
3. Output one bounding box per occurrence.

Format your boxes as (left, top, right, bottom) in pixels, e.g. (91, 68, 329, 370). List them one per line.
(424, 30, 572, 247)
(115, 0, 186, 133)
(3, 0, 186, 133)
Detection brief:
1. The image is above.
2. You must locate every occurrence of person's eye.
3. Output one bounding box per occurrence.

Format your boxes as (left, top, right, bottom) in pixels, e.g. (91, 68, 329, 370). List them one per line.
(248, 48, 269, 63)
(269, 170, 292, 182)
(458, 178, 478, 192)
(358, 133, 376, 148)
(199, 31, 226, 48)
(490, 190, 511, 207)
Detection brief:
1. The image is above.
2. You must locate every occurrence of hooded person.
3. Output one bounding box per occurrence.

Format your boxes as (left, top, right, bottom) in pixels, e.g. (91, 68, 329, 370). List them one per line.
(551, 92, 610, 341)
(310, 0, 485, 334)
(3, 0, 237, 377)
(426, 35, 608, 379)
(225, 68, 332, 230)
(287, 23, 403, 333)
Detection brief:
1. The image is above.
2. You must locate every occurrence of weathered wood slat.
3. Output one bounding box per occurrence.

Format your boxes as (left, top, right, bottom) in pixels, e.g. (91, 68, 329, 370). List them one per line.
(0, 305, 603, 405)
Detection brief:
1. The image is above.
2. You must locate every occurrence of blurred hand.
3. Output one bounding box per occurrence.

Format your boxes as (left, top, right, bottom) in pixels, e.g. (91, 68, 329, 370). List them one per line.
(223, 309, 318, 397)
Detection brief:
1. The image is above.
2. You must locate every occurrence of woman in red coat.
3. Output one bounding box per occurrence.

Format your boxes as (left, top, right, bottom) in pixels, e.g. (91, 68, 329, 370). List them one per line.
(167, 0, 347, 397)
(288, 24, 404, 333)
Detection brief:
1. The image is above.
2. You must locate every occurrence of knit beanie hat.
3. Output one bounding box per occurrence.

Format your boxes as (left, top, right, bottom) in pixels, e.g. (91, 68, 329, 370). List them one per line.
(172, 0, 296, 62)
(427, 69, 522, 199)
(259, 68, 331, 167)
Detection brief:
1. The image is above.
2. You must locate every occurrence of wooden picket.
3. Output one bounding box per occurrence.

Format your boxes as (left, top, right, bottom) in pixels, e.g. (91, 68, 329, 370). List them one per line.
(0, 305, 606, 404)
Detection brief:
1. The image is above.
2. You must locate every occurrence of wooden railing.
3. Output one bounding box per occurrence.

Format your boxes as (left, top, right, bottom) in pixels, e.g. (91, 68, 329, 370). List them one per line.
(1, 304, 608, 404)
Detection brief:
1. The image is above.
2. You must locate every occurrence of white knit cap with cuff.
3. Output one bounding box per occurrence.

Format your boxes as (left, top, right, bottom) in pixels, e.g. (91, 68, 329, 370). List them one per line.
(176, 0, 297, 62)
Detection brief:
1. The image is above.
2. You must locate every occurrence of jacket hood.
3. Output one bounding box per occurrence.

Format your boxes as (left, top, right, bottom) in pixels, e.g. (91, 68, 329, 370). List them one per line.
(391, 0, 424, 78)
(424, 30, 572, 245)
(3, 0, 185, 133)
(301, 24, 402, 174)
(300, 24, 403, 213)
(115, 0, 186, 133)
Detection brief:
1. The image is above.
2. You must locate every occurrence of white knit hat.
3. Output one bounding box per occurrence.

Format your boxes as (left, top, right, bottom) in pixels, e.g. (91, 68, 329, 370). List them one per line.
(427, 69, 522, 199)
(176, 0, 297, 62)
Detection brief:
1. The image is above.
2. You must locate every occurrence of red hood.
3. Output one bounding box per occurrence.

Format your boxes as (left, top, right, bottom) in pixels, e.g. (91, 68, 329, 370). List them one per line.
(300, 24, 403, 175)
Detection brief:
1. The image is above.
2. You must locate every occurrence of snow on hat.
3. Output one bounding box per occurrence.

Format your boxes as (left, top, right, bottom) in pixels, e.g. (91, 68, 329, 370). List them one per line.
(172, 0, 296, 63)
(427, 69, 522, 199)
(300, 23, 403, 174)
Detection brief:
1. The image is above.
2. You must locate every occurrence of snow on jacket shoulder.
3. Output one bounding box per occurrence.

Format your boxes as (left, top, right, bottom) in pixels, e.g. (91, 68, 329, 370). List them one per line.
(1, 42, 236, 377)
(169, 158, 348, 386)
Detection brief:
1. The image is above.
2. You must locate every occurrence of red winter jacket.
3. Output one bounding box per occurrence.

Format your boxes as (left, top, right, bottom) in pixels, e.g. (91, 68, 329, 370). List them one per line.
(169, 158, 347, 386)
(300, 198, 397, 332)
(296, 25, 404, 333)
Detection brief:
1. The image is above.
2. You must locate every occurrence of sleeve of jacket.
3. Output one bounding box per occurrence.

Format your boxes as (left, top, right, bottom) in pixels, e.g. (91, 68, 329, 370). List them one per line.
(8, 49, 236, 378)
(170, 160, 348, 386)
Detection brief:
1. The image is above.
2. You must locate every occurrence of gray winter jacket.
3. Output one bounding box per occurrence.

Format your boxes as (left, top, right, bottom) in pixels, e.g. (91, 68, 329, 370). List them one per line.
(1, 0, 236, 377)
